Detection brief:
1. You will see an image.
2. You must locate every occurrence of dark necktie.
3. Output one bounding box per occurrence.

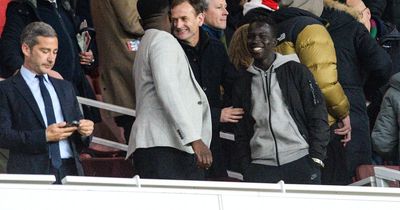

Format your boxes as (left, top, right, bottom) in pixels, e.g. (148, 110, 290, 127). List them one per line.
(37, 75, 62, 169)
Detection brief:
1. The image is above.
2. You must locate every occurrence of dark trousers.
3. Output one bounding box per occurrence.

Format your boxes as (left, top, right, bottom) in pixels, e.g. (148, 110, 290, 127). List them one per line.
(50, 158, 78, 184)
(114, 115, 135, 144)
(205, 134, 228, 179)
(322, 110, 372, 185)
(133, 147, 205, 180)
(322, 123, 352, 185)
(345, 108, 372, 176)
(243, 155, 321, 184)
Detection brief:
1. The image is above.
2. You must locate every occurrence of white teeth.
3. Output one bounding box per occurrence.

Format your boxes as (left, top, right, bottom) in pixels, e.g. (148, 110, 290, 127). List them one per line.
(253, 47, 262, 52)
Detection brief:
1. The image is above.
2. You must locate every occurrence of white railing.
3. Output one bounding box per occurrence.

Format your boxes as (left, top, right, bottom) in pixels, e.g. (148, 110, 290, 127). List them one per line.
(375, 167, 400, 187)
(77, 96, 136, 117)
(349, 166, 400, 187)
(77, 96, 234, 151)
(1, 174, 400, 210)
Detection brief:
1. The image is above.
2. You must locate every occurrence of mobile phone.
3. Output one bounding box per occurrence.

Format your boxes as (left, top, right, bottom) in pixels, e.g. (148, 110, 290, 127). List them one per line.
(65, 120, 80, 128)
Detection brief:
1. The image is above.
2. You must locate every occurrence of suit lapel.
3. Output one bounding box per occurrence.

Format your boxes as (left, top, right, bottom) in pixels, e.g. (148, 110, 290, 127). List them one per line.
(13, 72, 46, 127)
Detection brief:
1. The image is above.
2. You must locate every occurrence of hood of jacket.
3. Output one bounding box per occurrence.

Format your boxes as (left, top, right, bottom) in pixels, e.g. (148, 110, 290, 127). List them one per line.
(282, 0, 360, 30)
(320, 0, 360, 31)
(247, 53, 299, 74)
(271, 7, 327, 26)
(390, 73, 400, 92)
(323, 0, 359, 19)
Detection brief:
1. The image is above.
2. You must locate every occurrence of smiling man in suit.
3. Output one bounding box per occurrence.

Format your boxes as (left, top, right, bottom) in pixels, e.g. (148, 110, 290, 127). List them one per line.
(0, 22, 94, 184)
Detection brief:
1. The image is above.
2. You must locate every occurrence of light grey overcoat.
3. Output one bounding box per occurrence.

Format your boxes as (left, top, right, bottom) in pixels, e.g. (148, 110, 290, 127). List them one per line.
(127, 29, 212, 157)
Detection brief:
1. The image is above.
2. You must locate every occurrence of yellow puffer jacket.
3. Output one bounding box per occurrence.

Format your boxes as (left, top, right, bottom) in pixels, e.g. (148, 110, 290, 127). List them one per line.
(273, 10, 349, 125)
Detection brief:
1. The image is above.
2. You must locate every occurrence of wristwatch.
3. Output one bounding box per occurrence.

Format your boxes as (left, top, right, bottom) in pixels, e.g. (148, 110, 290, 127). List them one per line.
(312, 158, 325, 168)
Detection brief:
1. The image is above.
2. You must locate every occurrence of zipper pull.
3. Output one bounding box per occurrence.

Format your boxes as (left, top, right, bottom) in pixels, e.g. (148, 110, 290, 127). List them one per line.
(309, 80, 319, 105)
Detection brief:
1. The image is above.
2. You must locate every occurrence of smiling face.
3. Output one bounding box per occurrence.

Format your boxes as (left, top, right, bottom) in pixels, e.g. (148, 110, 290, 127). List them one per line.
(247, 21, 276, 67)
(171, 1, 204, 46)
(22, 36, 58, 75)
(204, 0, 229, 29)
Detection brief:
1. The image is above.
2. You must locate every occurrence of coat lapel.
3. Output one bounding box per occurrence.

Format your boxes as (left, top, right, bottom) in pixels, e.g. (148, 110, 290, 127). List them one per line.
(12, 72, 46, 127)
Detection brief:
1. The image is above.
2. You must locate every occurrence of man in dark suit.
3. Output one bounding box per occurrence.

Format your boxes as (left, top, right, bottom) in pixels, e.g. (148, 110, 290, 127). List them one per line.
(0, 22, 94, 184)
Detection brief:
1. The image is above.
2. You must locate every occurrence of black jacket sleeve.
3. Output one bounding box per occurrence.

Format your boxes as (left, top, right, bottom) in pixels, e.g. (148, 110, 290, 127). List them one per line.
(355, 24, 392, 89)
(232, 72, 252, 173)
(221, 48, 238, 108)
(209, 42, 238, 131)
(0, 2, 34, 77)
(297, 63, 330, 161)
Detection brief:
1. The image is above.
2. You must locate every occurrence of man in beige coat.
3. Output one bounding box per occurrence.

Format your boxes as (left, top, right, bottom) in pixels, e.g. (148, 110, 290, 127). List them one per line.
(90, 0, 144, 142)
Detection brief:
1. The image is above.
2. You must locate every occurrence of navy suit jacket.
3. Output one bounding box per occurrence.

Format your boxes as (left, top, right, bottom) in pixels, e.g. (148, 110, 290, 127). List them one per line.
(0, 72, 90, 175)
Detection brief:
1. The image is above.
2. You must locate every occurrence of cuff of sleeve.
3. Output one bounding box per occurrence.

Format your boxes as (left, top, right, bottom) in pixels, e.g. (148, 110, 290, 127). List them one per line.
(312, 157, 325, 168)
(338, 111, 350, 120)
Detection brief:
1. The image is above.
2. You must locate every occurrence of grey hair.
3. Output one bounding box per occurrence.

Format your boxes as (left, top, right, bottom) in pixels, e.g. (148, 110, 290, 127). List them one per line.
(20, 22, 57, 49)
(202, 0, 210, 10)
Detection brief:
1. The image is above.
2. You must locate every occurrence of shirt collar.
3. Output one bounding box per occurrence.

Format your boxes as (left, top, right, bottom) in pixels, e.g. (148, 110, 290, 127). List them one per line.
(202, 24, 224, 40)
(20, 65, 50, 83)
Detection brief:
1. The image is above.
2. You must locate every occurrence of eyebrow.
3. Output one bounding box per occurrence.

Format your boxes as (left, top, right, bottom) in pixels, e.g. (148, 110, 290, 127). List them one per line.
(39, 47, 57, 52)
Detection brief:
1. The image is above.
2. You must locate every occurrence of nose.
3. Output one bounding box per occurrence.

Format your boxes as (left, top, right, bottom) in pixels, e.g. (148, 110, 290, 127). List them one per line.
(174, 19, 183, 29)
(48, 53, 56, 63)
(249, 35, 263, 46)
(223, 7, 229, 15)
(252, 35, 262, 42)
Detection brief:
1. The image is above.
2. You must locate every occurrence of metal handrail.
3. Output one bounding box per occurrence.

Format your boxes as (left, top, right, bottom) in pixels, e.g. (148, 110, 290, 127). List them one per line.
(77, 96, 235, 151)
(77, 97, 135, 116)
(374, 167, 400, 187)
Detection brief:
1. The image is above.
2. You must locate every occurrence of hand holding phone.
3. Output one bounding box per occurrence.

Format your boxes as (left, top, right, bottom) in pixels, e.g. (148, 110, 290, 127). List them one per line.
(64, 120, 80, 128)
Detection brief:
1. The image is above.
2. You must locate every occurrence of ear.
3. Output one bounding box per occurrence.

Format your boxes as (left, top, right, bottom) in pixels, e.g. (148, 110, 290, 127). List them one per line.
(21, 43, 31, 57)
(197, 12, 205, 26)
(366, 8, 371, 19)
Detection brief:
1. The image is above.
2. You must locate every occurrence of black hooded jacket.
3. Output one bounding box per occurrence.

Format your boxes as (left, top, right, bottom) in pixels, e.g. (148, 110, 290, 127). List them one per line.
(321, 7, 391, 90)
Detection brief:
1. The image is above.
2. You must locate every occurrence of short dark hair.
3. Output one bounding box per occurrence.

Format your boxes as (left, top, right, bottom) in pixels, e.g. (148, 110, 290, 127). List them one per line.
(137, 0, 171, 21)
(248, 15, 277, 38)
(20, 22, 57, 48)
(171, 0, 205, 15)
